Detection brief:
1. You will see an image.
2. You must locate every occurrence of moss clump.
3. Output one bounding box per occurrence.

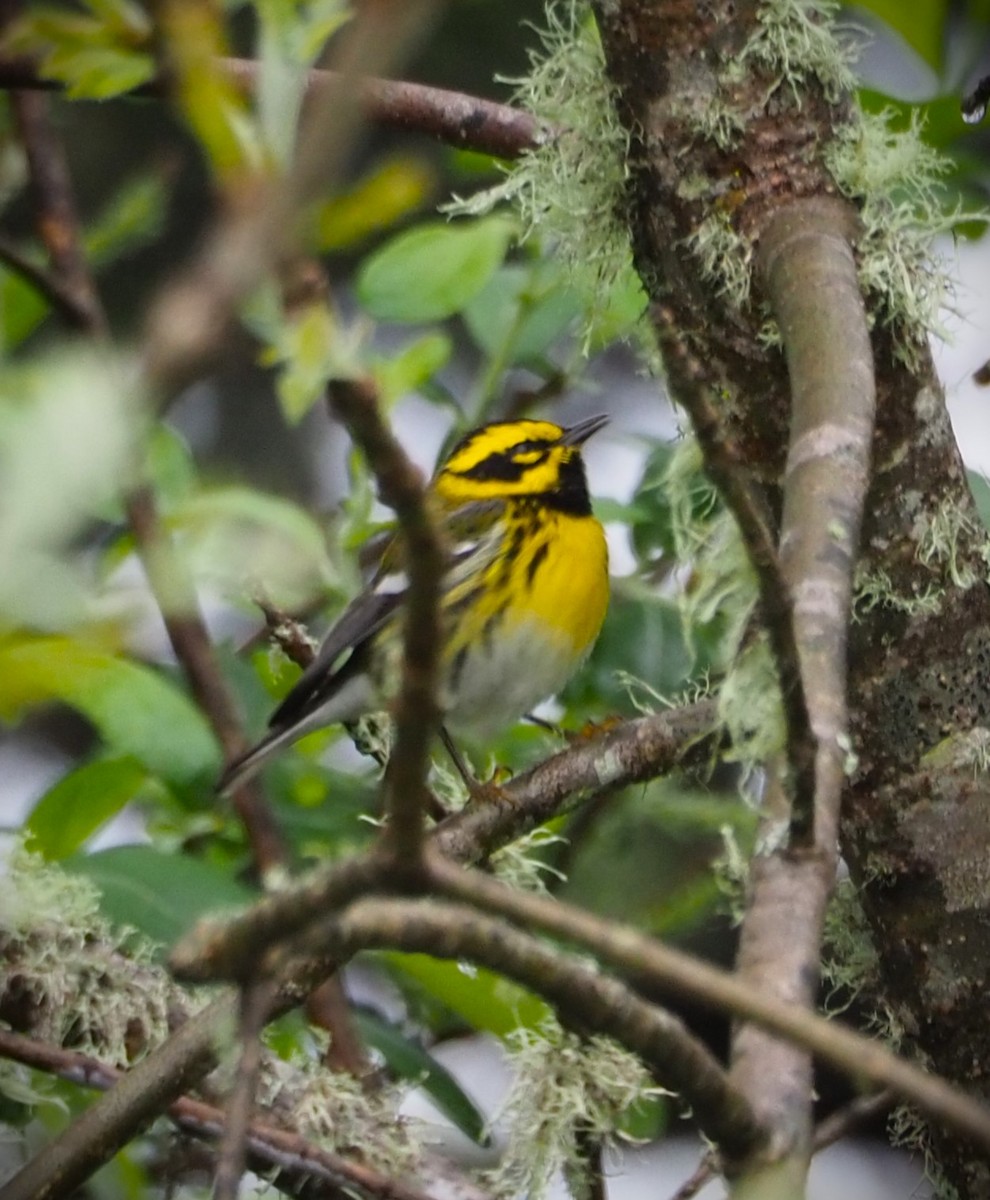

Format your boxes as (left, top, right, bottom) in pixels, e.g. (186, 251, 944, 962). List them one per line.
(446, 1, 647, 352)
(0, 842, 181, 1068)
(488, 1019, 659, 1200)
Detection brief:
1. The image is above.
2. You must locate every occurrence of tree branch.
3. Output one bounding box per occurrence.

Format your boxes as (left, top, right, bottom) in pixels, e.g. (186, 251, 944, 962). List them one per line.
(314, 895, 767, 1162)
(0, 1029, 447, 1200)
(327, 378, 443, 868)
(0, 53, 541, 159)
(170, 701, 719, 981)
(420, 853, 990, 1157)
(726, 198, 876, 1191)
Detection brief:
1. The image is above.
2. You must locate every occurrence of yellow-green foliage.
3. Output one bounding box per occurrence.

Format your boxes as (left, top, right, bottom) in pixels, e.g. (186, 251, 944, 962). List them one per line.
(446, 1, 644, 347)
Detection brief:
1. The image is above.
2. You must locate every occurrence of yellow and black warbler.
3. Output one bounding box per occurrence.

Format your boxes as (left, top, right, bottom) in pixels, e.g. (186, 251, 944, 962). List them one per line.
(218, 415, 609, 796)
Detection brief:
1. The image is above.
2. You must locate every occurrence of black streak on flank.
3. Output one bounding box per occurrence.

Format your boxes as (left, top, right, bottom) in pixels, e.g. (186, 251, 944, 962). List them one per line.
(526, 542, 550, 587)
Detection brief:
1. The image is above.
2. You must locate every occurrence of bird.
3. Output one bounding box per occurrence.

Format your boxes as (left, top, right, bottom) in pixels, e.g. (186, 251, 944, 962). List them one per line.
(217, 414, 610, 797)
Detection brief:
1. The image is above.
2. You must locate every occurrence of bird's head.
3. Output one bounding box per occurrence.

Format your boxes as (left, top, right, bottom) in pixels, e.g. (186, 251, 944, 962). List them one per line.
(433, 415, 608, 514)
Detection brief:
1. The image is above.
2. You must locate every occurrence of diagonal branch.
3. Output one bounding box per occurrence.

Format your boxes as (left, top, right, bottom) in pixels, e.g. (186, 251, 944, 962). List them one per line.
(313, 895, 767, 1162)
(0, 1029, 448, 1200)
(169, 701, 719, 981)
(0, 53, 542, 159)
(420, 853, 990, 1155)
(327, 378, 443, 868)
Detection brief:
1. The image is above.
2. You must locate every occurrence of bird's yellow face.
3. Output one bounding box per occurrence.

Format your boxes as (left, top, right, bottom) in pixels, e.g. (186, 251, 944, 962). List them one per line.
(433, 416, 606, 513)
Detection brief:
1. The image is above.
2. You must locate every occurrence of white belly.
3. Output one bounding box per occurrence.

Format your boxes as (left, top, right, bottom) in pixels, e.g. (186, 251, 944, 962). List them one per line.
(443, 616, 583, 739)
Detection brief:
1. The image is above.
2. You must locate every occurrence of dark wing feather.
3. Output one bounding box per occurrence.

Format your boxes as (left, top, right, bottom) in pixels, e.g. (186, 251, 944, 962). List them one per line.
(269, 497, 506, 730)
(267, 588, 400, 729)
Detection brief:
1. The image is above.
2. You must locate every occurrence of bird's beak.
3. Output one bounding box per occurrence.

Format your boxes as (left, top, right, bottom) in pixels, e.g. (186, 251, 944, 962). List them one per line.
(560, 414, 609, 446)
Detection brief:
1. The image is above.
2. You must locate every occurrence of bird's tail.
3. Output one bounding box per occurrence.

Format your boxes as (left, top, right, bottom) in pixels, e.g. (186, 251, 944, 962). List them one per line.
(216, 723, 302, 798)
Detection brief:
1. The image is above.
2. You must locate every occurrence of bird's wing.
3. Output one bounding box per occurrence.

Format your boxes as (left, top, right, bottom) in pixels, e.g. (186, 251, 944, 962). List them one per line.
(267, 586, 400, 730)
(268, 498, 506, 731)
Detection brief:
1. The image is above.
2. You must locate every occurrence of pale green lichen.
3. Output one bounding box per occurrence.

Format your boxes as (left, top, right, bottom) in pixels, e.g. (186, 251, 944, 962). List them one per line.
(718, 637, 786, 768)
(853, 565, 943, 619)
(491, 825, 568, 893)
(687, 208, 755, 312)
(264, 1049, 420, 1175)
(922, 727, 990, 777)
(0, 841, 178, 1070)
(825, 108, 972, 365)
(663, 437, 786, 772)
(915, 498, 990, 590)
(445, 1, 647, 352)
(821, 875, 883, 1015)
(487, 1019, 661, 1200)
(732, 0, 856, 103)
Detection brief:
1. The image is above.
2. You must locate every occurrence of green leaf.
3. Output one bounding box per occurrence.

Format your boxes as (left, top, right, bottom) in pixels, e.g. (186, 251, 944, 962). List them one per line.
(383, 952, 551, 1038)
(168, 486, 334, 607)
(462, 263, 582, 365)
(313, 158, 434, 251)
(26, 756, 162, 860)
(354, 1011, 490, 1145)
(0, 634, 219, 784)
(968, 470, 990, 529)
(85, 174, 168, 268)
(372, 333, 452, 405)
(357, 218, 515, 323)
(64, 845, 256, 948)
(851, 0, 948, 71)
(563, 586, 711, 714)
(4, 9, 154, 100)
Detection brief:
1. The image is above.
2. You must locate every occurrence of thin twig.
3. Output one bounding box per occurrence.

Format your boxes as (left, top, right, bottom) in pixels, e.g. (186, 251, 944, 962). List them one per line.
(665, 1086, 896, 1200)
(213, 979, 276, 1200)
(0, 228, 83, 323)
(0, 1029, 442, 1200)
(650, 301, 817, 827)
(0, 53, 542, 159)
(327, 378, 444, 869)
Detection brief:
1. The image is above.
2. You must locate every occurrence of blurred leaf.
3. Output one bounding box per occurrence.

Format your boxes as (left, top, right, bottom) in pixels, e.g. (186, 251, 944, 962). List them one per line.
(969, 470, 990, 528)
(563, 586, 710, 714)
(272, 301, 337, 422)
(168, 485, 335, 607)
(585, 266, 648, 350)
(627, 440, 719, 569)
(65, 844, 256, 948)
(372, 332, 452, 405)
(850, 0, 947, 70)
(0, 634, 219, 784)
(314, 158, 434, 251)
(383, 952, 551, 1038)
(86, 173, 168, 268)
(145, 425, 198, 513)
(4, 5, 155, 100)
(0, 175, 166, 349)
(354, 1011, 490, 1145)
(26, 756, 162, 860)
(159, 0, 261, 175)
(462, 263, 581, 365)
(357, 217, 515, 322)
(0, 349, 140, 621)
